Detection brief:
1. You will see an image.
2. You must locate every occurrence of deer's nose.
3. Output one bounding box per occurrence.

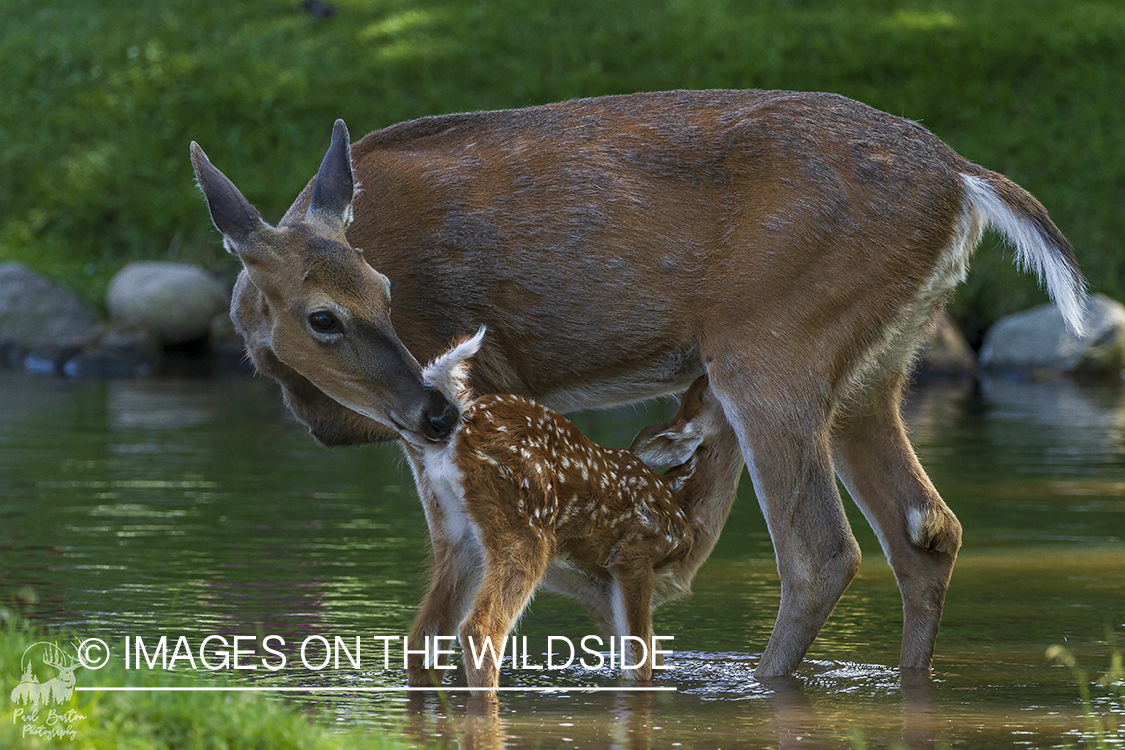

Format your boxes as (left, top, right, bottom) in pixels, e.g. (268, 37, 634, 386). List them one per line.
(420, 389, 459, 443)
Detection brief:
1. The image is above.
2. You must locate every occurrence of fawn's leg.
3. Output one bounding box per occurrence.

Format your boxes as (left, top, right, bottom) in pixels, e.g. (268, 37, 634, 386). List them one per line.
(579, 592, 617, 642)
(610, 557, 657, 683)
(459, 534, 551, 695)
(407, 533, 481, 686)
(403, 448, 484, 687)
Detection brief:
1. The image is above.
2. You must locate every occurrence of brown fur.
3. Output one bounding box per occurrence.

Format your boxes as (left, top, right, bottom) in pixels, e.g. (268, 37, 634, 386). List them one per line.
(405, 375, 742, 691)
(196, 89, 1085, 678)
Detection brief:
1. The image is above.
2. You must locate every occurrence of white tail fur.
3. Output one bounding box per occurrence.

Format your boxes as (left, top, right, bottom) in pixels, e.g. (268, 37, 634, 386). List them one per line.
(421, 325, 487, 410)
(960, 174, 1088, 336)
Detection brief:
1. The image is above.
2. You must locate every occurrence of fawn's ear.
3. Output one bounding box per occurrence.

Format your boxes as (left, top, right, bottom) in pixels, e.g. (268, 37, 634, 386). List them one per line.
(630, 421, 704, 469)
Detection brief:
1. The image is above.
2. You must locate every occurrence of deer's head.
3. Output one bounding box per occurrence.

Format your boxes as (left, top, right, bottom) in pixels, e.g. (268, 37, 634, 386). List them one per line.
(191, 121, 459, 445)
(42, 644, 80, 687)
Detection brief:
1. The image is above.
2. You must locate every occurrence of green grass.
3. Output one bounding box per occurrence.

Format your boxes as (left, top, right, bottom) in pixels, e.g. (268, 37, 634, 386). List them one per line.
(0, 613, 411, 750)
(2, 0, 1123, 344)
(1047, 634, 1125, 749)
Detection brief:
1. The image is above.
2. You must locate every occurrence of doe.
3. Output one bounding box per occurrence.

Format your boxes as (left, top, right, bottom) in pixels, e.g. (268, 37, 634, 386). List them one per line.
(405, 327, 743, 691)
(192, 92, 1088, 676)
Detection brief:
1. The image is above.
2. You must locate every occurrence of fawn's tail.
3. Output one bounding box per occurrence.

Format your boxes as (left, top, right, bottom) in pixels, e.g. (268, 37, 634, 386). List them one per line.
(421, 325, 487, 411)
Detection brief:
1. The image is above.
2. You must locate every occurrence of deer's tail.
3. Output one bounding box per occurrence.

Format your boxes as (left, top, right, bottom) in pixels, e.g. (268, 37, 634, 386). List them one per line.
(960, 171, 1087, 336)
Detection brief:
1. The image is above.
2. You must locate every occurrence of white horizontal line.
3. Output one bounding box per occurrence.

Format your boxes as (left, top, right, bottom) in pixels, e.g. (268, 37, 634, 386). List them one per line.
(77, 686, 677, 693)
(75, 686, 678, 693)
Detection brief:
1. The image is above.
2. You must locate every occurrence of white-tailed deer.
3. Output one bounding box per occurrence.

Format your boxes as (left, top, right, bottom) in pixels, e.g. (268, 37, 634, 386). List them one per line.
(402, 331, 742, 689)
(192, 89, 1086, 678)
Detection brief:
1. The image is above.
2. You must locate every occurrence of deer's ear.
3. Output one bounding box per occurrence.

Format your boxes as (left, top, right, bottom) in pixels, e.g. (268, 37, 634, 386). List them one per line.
(306, 119, 355, 230)
(190, 142, 266, 249)
(630, 423, 703, 469)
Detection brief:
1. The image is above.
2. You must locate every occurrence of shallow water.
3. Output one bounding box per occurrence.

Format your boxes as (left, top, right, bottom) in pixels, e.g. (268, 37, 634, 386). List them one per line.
(1, 373, 1123, 748)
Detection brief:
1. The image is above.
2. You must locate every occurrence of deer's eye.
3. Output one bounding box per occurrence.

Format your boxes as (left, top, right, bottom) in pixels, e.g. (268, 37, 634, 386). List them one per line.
(308, 310, 341, 334)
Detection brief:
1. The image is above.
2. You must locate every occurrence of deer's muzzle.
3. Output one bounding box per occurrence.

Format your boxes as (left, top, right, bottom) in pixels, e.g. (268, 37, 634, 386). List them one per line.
(420, 389, 459, 443)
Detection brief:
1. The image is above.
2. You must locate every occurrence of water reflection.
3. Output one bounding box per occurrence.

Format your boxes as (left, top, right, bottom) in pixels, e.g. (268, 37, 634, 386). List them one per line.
(901, 380, 976, 443)
(388, 670, 953, 750)
(979, 376, 1125, 432)
(108, 379, 222, 430)
(904, 378, 1125, 464)
(1, 372, 1123, 748)
(900, 670, 939, 750)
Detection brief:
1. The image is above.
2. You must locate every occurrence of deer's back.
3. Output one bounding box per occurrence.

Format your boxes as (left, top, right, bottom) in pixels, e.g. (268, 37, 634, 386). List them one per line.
(335, 90, 971, 406)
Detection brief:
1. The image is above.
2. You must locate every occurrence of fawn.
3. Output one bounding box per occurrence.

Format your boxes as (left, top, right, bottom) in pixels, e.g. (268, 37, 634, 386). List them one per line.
(403, 327, 744, 692)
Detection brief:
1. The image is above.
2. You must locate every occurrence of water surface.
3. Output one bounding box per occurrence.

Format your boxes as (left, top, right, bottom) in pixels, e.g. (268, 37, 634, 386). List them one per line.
(1, 373, 1122, 748)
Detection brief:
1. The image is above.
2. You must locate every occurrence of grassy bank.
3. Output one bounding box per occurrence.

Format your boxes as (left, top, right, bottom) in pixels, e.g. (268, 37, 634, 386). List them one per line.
(0, 616, 410, 749)
(2, 0, 1123, 344)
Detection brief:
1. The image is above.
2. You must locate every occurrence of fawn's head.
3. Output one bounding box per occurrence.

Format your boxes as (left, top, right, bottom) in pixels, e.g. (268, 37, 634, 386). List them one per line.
(629, 375, 732, 470)
(191, 120, 459, 445)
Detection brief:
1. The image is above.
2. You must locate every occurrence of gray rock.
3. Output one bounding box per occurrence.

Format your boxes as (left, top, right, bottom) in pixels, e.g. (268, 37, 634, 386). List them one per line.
(0, 262, 100, 348)
(63, 325, 161, 378)
(210, 313, 254, 374)
(98, 324, 163, 355)
(979, 294, 1125, 378)
(916, 310, 976, 380)
(64, 349, 152, 379)
(23, 346, 81, 376)
(107, 261, 228, 345)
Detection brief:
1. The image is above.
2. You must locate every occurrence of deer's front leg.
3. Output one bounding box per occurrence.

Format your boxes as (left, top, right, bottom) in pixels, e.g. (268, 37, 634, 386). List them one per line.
(703, 355, 863, 678)
(610, 558, 657, 683)
(402, 449, 483, 686)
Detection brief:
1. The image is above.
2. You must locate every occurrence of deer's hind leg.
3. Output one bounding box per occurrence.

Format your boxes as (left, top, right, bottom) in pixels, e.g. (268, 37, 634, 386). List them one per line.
(831, 371, 961, 672)
(459, 530, 551, 693)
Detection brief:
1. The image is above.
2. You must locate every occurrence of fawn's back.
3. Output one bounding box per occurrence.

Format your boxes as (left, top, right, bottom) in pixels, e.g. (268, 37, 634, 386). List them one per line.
(426, 392, 694, 584)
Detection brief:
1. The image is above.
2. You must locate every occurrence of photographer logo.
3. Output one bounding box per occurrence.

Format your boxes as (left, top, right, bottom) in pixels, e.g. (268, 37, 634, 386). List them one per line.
(10, 641, 89, 741)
